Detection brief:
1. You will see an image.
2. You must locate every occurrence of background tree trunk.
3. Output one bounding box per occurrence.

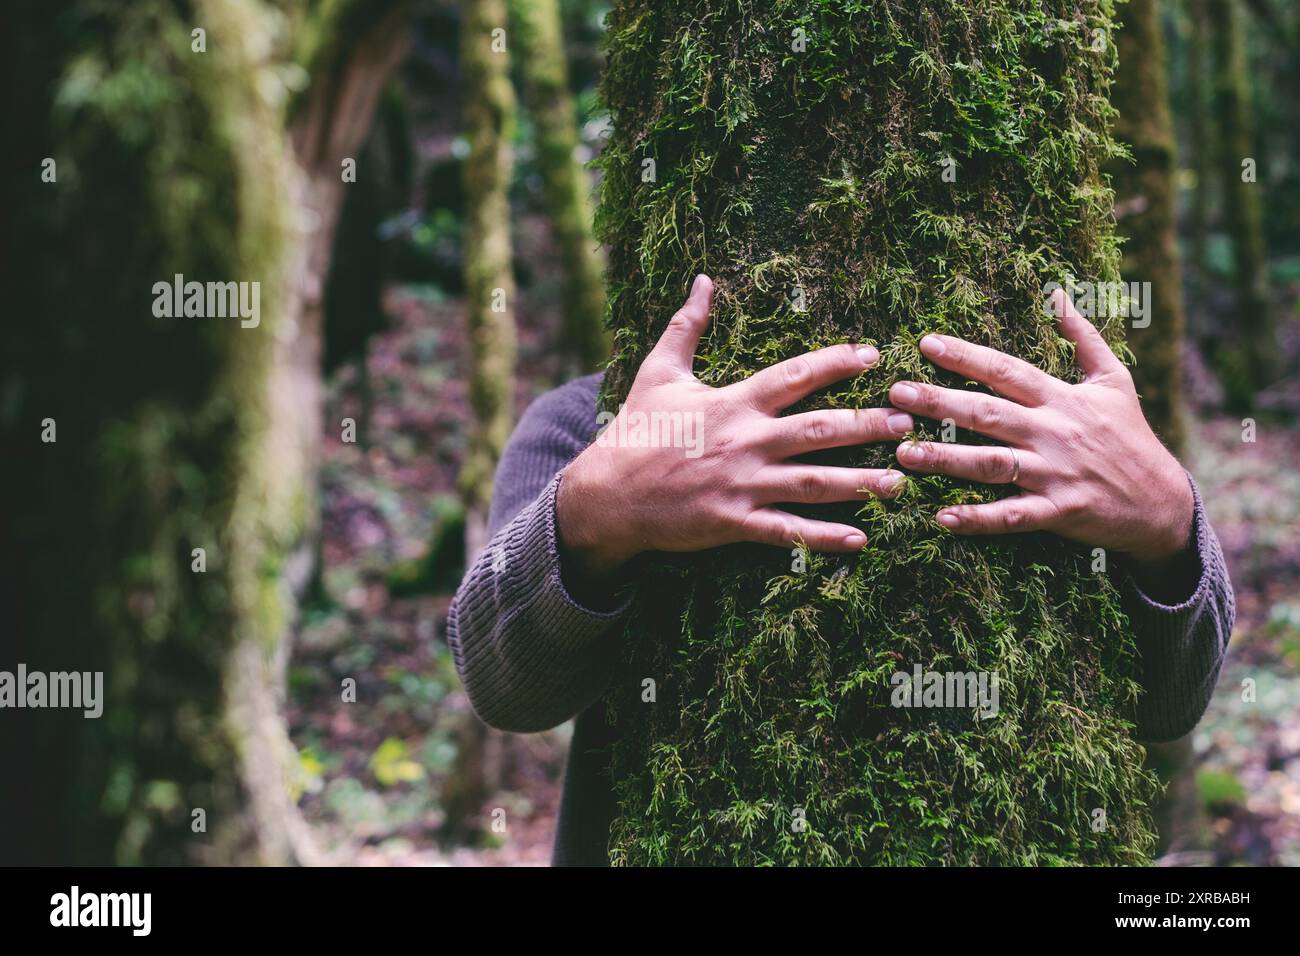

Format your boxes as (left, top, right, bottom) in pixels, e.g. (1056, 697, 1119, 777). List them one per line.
(1207, 0, 1274, 409)
(444, 0, 518, 846)
(458, 0, 518, 565)
(1111, 0, 1188, 453)
(0, 0, 409, 865)
(512, 0, 610, 374)
(1112, 0, 1206, 859)
(1185, 0, 1211, 326)
(596, 0, 1159, 865)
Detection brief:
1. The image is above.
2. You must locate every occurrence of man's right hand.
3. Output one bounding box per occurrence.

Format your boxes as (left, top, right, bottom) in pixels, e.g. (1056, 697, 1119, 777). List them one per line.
(555, 274, 913, 590)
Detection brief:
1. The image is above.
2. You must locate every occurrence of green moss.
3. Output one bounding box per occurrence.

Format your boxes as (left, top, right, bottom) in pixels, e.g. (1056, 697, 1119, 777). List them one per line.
(460, 0, 519, 531)
(512, 0, 610, 372)
(1207, 0, 1274, 411)
(596, 0, 1158, 865)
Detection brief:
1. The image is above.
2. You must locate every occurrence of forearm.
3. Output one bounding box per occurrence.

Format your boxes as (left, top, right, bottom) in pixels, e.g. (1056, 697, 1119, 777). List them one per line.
(447, 473, 631, 732)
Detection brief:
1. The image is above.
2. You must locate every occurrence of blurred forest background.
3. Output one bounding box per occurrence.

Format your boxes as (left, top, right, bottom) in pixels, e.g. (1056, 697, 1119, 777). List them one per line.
(1, 0, 1297, 865)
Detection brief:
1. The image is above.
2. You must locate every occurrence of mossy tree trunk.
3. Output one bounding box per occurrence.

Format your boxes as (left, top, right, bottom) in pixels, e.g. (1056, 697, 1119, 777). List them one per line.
(1207, 0, 1274, 410)
(1111, 0, 1205, 858)
(443, 0, 518, 845)
(1111, 0, 1187, 453)
(0, 0, 409, 865)
(511, 0, 610, 374)
(1185, 0, 1211, 324)
(596, 0, 1158, 865)
(458, 0, 519, 565)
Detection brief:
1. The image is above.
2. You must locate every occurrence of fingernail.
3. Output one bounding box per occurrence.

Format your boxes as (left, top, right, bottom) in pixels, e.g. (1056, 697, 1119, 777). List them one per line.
(691, 274, 708, 296)
(881, 473, 905, 494)
(844, 532, 867, 549)
(897, 441, 923, 461)
(856, 345, 878, 366)
(886, 412, 913, 433)
(937, 512, 960, 528)
(891, 382, 919, 405)
(919, 334, 945, 357)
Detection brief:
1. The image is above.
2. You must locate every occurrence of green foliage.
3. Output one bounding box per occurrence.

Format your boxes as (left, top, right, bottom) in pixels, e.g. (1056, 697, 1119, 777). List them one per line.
(386, 495, 467, 596)
(370, 737, 428, 787)
(595, 0, 1158, 864)
(1196, 769, 1246, 811)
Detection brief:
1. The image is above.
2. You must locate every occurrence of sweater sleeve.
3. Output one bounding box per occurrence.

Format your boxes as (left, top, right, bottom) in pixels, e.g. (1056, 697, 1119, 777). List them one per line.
(1121, 473, 1235, 743)
(446, 374, 631, 733)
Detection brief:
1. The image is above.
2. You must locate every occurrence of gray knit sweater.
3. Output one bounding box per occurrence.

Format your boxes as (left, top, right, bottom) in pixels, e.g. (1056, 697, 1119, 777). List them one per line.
(446, 372, 1235, 866)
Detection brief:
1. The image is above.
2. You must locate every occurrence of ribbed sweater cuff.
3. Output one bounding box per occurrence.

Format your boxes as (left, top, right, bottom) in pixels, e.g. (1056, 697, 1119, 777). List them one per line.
(447, 472, 631, 732)
(1120, 472, 1234, 741)
(523, 472, 634, 644)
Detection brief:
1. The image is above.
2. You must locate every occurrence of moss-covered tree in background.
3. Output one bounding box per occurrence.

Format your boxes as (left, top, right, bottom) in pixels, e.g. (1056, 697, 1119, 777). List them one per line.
(1110, 0, 1206, 858)
(458, 0, 519, 563)
(512, 0, 610, 373)
(0, 0, 409, 865)
(1207, 0, 1274, 410)
(1183, 0, 1211, 328)
(596, 0, 1159, 864)
(1111, 0, 1187, 453)
(443, 0, 519, 845)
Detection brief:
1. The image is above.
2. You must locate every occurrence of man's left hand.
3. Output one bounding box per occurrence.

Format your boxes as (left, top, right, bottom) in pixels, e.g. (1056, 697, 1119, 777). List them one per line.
(886, 288, 1194, 569)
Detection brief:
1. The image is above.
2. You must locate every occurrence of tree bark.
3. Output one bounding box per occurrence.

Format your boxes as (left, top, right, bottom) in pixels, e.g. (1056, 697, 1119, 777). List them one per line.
(512, 0, 610, 374)
(446, 0, 519, 844)
(1111, 0, 1206, 859)
(459, 0, 519, 565)
(596, 0, 1158, 865)
(1111, 0, 1187, 455)
(0, 0, 410, 865)
(1185, 0, 1210, 316)
(1207, 0, 1274, 410)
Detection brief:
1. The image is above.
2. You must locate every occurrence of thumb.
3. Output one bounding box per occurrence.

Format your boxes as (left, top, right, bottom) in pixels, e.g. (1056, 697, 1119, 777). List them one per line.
(646, 274, 714, 375)
(1052, 287, 1125, 380)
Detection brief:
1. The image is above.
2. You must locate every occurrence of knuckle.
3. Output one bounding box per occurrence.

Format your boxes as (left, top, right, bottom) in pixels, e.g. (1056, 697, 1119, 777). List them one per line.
(977, 451, 1004, 482)
(783, 357, 813, 389)
(769, 516, 794, 544)
(1003, 503, 1027, 529)
(1061, 422, 1091, 449)
(975, 400, 1001, 431)
(797, 471, 826, 501)
(989, 354, 1016, 384)
(666, 310, 692, 335)
(707, 429, 737, 459)
(803, 416, 832, 446)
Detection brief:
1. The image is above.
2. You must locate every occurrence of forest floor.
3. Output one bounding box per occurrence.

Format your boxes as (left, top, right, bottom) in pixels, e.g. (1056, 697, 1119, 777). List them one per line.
(287, 259, 1300, 866)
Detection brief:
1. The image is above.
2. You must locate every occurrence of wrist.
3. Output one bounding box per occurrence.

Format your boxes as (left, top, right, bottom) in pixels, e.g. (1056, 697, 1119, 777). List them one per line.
(557, 452, 639, 574)
(1125, 465, 1194, 568)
